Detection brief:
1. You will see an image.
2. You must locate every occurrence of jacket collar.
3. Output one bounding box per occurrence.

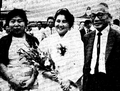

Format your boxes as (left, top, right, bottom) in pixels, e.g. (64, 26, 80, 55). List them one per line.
(86, 27, 115, 62)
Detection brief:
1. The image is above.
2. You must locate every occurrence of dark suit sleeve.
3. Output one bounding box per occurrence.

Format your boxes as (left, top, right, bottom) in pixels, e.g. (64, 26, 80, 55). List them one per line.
(82, 34, 92, 91)
(80, 29, 86, 42)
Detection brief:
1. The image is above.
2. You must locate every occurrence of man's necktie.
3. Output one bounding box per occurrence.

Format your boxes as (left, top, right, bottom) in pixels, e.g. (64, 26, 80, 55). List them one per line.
(50, 28, 52, 34)
(95, 31, 102, 73)
(87, 29, 90, 33)
(87, 29, 92, 33)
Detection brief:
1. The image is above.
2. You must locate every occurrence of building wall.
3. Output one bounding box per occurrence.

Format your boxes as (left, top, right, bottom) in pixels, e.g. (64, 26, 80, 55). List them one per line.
(2, 0, 120, 21)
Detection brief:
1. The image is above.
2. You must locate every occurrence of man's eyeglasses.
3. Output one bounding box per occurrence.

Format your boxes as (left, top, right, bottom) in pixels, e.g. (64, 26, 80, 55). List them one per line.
(90, 12, 108, 19)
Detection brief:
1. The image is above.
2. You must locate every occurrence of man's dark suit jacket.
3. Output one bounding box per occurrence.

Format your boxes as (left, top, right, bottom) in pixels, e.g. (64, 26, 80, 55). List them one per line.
(80, 28, 92, 42)
(80, 28, 86, 42)
(83, 27, 120, 91)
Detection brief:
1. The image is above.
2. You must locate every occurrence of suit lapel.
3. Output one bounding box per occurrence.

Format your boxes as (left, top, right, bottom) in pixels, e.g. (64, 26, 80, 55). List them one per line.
(105, 28, 115, 61)
(81, 28, 86, 35)
(86, 31, 96, 61)
(88, 31, 96, 48)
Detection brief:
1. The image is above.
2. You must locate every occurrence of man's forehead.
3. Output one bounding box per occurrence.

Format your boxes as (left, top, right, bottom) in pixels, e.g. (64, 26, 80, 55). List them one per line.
(48, 19, 54, 21)
(91, 5, 108, 13)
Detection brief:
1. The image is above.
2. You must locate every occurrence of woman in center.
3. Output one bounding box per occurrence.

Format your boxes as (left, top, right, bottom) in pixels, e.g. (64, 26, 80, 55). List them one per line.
(38, 8, 84, 91)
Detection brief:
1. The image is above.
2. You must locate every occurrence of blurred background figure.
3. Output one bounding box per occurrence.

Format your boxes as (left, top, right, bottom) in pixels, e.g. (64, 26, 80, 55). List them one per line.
(26, 21, 45, 43)
(26, 25, 33, 36)
(47, 16, 55, 29)
(31, 21, 43, 41)
(0, 21, 8, 39)
(79, 20, 92, 41)
(113, 19, 120, 26)
(85, 6, 91, 18)
(40, 16, 57, 41)
(111, 19, 120, 30)
(37, 21, 42, 30)
(77, 6, 91, 20)
(78, 21, 84, 30)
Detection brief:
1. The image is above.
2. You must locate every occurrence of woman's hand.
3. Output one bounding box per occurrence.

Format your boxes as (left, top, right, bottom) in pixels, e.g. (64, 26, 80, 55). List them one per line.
(60, 79, 71, 91)
(20, 76, 34, 89)
(20, 67, 38, 89)
(42, 71, 58, 81)
(0, 63, 21, 90)
(8, 78, 22, 90)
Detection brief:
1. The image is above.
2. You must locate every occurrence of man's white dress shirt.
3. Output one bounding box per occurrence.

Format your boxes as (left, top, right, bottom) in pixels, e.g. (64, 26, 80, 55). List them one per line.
(90, 25, 110, 74)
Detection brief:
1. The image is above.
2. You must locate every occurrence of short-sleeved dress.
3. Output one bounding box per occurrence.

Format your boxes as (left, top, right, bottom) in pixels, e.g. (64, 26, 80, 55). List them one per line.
(0, 35, 38, 91)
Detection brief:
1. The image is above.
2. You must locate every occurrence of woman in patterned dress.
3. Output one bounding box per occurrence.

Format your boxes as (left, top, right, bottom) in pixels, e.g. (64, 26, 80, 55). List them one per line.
(0, 9, 39, 91)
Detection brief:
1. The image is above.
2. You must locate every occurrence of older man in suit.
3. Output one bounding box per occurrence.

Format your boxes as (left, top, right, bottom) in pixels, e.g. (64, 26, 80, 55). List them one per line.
(83, 2, 120, 91)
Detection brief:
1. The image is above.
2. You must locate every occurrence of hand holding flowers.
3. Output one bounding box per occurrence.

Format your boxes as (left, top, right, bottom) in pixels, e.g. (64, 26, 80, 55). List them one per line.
(17, 47, 78, 91)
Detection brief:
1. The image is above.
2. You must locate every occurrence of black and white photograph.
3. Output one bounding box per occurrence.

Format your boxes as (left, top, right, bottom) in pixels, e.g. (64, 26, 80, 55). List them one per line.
(0, 0, 120, 91)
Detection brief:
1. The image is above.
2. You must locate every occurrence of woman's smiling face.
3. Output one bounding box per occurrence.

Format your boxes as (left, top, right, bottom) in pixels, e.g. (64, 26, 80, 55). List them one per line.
(9, 16, 26, 37)
(55, 14, 70, 37)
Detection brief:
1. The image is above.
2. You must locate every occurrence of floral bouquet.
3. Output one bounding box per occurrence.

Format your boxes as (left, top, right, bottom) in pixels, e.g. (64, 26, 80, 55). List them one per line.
(17, 47, 78, 91)
(6, 47, 55, 90)
(17, 47, 55, 71)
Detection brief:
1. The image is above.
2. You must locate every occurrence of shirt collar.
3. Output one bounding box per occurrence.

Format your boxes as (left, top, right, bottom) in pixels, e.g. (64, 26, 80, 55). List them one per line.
(84, 27, 88, 32)
(96, 25, 110, 35)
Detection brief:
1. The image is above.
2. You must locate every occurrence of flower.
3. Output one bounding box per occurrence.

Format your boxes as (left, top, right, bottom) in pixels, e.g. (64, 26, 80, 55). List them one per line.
(17, 47, 78, 91)
(17, 47, 55, 71)
(57, 44, 67, 56)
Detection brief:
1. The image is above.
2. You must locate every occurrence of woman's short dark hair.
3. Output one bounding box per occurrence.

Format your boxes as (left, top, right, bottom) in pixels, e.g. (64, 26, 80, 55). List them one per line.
(5, 8, 28, 26)
(54, 8, 74, 28)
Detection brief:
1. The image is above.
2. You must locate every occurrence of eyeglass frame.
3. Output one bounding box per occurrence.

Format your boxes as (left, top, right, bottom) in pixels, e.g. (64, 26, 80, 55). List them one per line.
(90, 12, 109, 20)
